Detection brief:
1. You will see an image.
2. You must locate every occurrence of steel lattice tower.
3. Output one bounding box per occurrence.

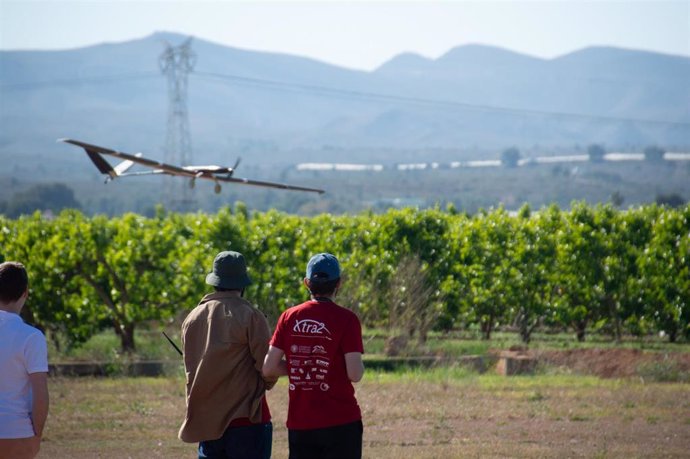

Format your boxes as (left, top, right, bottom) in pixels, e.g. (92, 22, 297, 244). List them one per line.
(159, 38, 196, 211)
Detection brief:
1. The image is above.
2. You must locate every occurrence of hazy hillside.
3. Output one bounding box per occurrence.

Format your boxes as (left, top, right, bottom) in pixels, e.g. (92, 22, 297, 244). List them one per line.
(373, 44, 690, 147)
(1, 32, 689, 171)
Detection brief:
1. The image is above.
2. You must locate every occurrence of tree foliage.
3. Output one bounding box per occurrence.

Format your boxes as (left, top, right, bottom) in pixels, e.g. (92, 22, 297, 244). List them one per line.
(501, 147, 521, 168)
(588, 144, 606, 163)
(655, 193, 686, 208)
(1, 203, 688, 351)
(643, 145, 665, 163)
(1, 183, 81, 218)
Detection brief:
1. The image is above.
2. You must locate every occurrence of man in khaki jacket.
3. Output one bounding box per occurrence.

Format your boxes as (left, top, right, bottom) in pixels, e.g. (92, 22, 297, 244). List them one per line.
(179, 251, 276, 459)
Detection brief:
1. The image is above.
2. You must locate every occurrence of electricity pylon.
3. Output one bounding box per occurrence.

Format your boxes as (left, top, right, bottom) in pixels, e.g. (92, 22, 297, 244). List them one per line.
(159, 37, 196, 211)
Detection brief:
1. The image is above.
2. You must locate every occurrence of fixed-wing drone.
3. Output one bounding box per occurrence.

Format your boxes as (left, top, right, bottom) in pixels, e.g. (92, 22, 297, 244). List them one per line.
(59, 138, 325, 194)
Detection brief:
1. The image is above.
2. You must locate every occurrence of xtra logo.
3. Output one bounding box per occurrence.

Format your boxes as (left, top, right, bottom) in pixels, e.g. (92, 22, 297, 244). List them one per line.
(293, 319, 331, 335)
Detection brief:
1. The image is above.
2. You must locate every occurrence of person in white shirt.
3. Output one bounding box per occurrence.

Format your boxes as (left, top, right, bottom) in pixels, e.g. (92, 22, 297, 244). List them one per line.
(0, 262, 49, 459)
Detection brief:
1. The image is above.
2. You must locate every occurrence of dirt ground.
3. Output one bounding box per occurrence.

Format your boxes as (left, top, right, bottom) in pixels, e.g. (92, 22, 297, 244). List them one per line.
(36, 349, 690, 459)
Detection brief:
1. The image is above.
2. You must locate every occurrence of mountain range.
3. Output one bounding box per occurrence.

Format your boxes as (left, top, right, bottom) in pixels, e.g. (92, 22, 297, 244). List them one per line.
(1, 31, 689, 169)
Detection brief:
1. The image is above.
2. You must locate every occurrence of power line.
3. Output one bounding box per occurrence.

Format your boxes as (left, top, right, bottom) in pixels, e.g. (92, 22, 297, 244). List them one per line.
(0, 72, 159, 90)
(192, 71, 690, 128)
(2, 68, 688, 128)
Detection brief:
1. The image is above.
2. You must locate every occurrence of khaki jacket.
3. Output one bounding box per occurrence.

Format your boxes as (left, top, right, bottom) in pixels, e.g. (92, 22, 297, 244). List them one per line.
(178, 291, 276, 443)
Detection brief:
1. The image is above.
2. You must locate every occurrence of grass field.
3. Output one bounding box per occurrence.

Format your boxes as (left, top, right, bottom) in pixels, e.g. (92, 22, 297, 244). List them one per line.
(50, 328, 690, 363)
(38, 368, 690, 458)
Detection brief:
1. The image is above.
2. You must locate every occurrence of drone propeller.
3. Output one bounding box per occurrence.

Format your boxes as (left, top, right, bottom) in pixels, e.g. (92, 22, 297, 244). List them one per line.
(227, 157, 241, 178)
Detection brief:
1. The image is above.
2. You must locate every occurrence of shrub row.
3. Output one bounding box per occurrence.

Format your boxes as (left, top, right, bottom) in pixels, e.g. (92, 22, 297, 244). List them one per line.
(1, 202, 688, 351)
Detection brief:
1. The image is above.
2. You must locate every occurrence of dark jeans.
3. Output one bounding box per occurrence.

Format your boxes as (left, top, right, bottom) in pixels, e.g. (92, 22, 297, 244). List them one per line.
(198, 422, 272, 459)
(288, 420, 363, 459)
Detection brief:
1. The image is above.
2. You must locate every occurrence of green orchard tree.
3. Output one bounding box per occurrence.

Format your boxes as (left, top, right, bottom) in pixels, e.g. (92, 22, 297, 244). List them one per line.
(511, 204, 561, 343)
(554, 203, 610, 341)
(639, 205, 690, 342)
(378, 208, 450, 340)
(592, 205, 628, 341)
(0, 212, 100, 348)
(3, 205, 689, 349)
(459, 209, 515, 339)
(604, 206, 655, 339)
(242, 210, 308, 321)
(176, 206, 248, 305)
(49, 211, 194, 352)
(433, 210, 469, 332)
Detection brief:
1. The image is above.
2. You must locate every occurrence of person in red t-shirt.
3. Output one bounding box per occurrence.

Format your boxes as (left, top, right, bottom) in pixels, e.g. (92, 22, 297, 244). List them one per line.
(263, 253, 364, 459)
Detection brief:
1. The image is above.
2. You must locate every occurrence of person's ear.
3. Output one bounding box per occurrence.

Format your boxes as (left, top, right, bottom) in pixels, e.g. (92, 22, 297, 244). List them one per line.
(303, 278, 310, 289)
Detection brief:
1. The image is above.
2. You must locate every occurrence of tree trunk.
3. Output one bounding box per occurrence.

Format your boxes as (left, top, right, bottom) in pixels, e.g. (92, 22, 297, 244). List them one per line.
(481, 315, 493, 340)
(518, 307, 531, 344)
(115, 322, 136, 353)
(50, 331, 62, 353)
(417, 327, 428, 345)
(406, 324, 415, 340)
(606, 297, 622, 343)
(574, 320, 587, 342)
(668, 326, 677, 343)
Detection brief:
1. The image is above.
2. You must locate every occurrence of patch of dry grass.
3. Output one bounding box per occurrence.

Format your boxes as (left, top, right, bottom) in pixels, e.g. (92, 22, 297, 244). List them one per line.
(39, 371, 690, 458)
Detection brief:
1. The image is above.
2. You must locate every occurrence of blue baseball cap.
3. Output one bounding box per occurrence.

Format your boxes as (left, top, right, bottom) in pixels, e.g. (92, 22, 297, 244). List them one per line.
(306, 253, 340, 283)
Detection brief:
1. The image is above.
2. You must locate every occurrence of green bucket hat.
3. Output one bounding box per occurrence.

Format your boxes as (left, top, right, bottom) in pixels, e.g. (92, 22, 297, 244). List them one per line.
(205, 251, 252, 290)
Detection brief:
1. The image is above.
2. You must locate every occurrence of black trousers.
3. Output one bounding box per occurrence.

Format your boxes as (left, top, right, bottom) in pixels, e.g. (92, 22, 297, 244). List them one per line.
(288, 420, 363, 459)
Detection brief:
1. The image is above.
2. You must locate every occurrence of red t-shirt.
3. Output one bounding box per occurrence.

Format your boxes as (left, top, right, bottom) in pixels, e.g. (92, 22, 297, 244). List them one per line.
(270, 299, 364, 430)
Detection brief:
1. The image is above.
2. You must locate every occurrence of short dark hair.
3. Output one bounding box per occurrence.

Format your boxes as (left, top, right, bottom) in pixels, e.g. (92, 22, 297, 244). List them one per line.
(0, 262, 29, 303)
(307, 278, 340, 296)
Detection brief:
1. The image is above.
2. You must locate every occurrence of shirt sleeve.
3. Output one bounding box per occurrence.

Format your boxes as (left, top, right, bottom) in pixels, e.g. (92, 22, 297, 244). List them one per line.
(24, 330, 48, 374)
(248, 309, 272, 374)
(340, 312, 364, 354)
(269, 312, 286, 351)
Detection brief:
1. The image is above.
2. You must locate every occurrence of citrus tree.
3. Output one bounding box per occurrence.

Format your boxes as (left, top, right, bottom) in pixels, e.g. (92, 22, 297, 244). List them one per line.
(510, 204, 560, 343)
(638, 206, 690, 342)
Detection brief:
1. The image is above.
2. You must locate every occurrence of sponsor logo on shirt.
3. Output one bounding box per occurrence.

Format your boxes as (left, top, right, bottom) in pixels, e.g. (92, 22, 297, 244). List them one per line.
(289, 346, 313, 356)
(293, 319, 331, 335)
(312, 345, 327, 354)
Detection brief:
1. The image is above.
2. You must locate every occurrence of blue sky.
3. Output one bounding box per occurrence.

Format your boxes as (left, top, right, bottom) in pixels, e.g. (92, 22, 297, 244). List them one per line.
(1, 1, 688, 70)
